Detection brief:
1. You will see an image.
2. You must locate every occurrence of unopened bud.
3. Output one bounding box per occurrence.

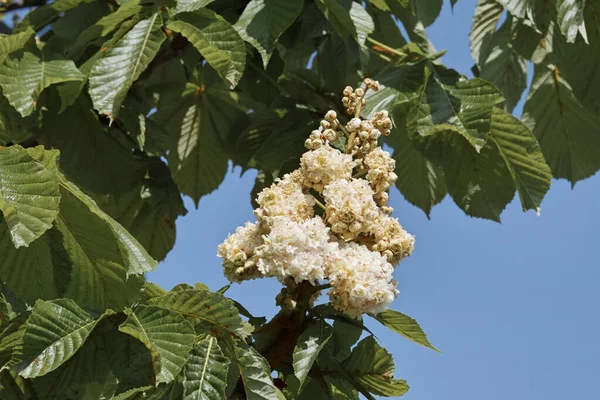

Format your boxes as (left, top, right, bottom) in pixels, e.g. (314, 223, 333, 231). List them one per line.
(324, 129, 337, 142)
(347, 118, 361, 132)
(325, 110, 337, 121)
(343, 86, 353, 96)
(355, 88, 364, 97)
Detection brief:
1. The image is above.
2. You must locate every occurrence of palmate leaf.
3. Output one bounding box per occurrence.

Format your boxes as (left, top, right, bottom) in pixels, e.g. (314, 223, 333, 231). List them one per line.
(344, 336, 408, 397)
(0, 146, 60, 248)
(119, 306, 195, 384)
(89, 13, 166, 119)
(168, 10, 246, 87)
(183, 335, 230, 400)
(388, 118, 447, 217)
(478, 16, 528, 112)
(496, 0, 532, 19)
(412, 65, 504, 152)
(314, 0, 374, 45)
(222, 338, 279, 400)
(16, 299, 104, 378)
(0, 170, 155, 310)
(469, 0, 504, 65)
(489, 107, 551, 212)
(0, 52, 83, 117)
(292, 321, 332, 387)
(50, 1, 111, 43)
(372, 310, 439, 352)
(157, 83, 231, 206)
(522, 65, 600, 185)
(234, 0, 304, 68)
(16, 0, 92, 32)
(146, 289, 252, 339)
(556, 0, 587, 43)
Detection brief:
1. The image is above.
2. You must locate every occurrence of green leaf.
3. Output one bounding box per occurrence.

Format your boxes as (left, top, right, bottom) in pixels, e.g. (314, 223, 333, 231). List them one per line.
(50, 1, 111, 43)
(556, 0, 587, 43)
(0, 29, 35, 63)
(58, 176, 158, 277)
(37, 97, 137, 196)
(234, 0, 303, 68)
(314, 0, 375, 45)
(168, 10, 246, 87)
(146, 289, 252, 339)
(183, 335, 230, 400)
(67, 0, 144, 60)
(412, 65, 504, 151)
(17, 299, 103, 378)
(175, 0, 216, 14)
(489, 107, 551, 212)
(479, 17, 528, 112)
(469, 0, 504, 65)
(97, 159, 187, 262)
(522, 65, 600, 185)
(410, 0, 443, 26)
(0, 52, 83, 117)
(389, 121, 447, 217)
(293, 321, 332, 387)
(0, 224, 71, 305)
(16, 0, 92, 32)
(0, 314, 27, 370)
(0, 146, 60, 248)
(372, 310, 439, 352)
(119, 306, 195, 384)
(222, 339, 279, 400)
(344, 336, 408, 397)
(495, 0, 531, 19)
(89, 13, 166, 119)
(161, 85, 230, 205)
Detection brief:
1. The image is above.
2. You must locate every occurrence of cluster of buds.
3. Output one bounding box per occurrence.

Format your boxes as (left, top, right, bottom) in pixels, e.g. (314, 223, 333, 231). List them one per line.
(218, 79, 415, 318)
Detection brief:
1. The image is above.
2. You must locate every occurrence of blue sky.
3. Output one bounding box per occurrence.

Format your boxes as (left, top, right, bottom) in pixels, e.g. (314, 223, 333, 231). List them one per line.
(149, 1, 600, 399)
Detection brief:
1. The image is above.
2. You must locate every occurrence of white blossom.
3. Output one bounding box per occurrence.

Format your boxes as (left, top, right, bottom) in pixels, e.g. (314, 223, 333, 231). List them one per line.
(326, 242, 398, 318)
(365, 147, 397, 197)
(370, 214, 415, 266)
(322, 178, 379, 239)
(255, 170, 315, 226)
(300, 146, 355, 191)
(256, 216, 337, 284)
(217, 222, 264, 282)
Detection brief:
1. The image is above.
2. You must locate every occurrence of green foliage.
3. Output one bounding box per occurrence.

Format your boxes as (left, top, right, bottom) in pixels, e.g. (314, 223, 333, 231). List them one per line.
(0, 0, 598, 398)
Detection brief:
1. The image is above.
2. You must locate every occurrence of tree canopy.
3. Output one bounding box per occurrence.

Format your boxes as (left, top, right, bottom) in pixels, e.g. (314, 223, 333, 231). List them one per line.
(0, 0, 598, 398)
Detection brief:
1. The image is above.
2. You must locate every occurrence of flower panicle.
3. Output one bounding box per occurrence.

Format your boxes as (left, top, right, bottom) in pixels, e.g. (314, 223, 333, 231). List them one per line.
(217, 78, 415, 318)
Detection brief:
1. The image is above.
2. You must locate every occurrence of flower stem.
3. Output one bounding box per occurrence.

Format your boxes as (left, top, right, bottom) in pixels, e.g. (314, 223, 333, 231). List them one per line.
(313, 196, 326, 211)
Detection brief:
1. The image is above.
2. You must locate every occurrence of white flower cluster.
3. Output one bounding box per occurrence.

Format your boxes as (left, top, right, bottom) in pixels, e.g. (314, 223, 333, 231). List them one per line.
(217, 78, 415, 318)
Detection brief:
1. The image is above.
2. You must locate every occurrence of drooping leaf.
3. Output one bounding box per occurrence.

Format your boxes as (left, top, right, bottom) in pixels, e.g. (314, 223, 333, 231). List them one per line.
(556, 0, 587, 43)
(469, 0, 504, 65)
(168, 10, 246, 87)
(183, 335, 230, 400)
(489, 107, 551, 212)
(89, 13, 166, 119)
(234, 0, 304, 68)
(222, 339, 279, 400)
(292, 321, 332, 387)
(119, 306, 195, 384)
(389, 120, 447, 217)
(0, 314, 28, 370)
(16, 0, 93, 32)
(496, 0, 532, 20)
(522, 65, 600, 185)
(478, 17, 528, 112)
(344, 336, 409, 397)
(371, 310, 439, 352)
(0, 52, 83, 117)
(50, 1, 111, 43)
(0, 146, 60, 248)
(17, 299, 104, 378)
(410, 0, 443, 26)
(412, 65, 504, 151)
(314, 0, 375, 45)
(146, 289, 252, 339)
(158, 84, 230, 206)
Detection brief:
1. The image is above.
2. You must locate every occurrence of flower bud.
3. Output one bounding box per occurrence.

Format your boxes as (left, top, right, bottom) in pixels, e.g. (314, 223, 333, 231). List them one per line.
(355, 88, 364, 97)
(320, 120, 331, 130)
(343, 86, 353, 96)
(347, 118, 361, 132)
(325, 110, 337, 121)
(359, 130, 369, 140)
(324, 129, 337, 142)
